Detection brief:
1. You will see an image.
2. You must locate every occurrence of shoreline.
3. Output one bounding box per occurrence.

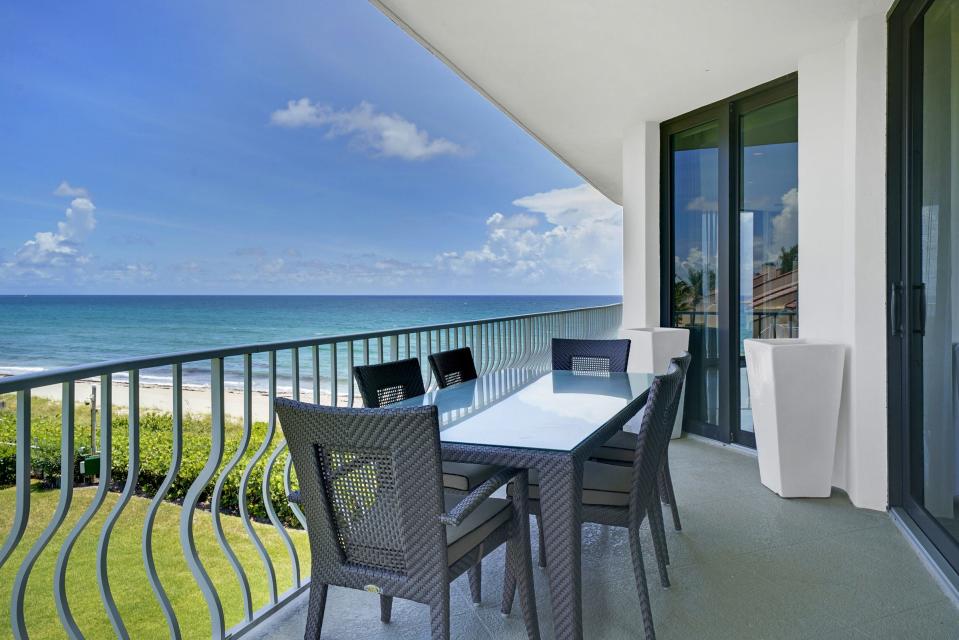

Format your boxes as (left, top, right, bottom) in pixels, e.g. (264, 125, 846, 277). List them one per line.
(5, 376, 344, 422)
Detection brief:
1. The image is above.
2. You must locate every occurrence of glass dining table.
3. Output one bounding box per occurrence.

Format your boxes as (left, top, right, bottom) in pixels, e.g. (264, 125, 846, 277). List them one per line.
(393, 367, 654, 640)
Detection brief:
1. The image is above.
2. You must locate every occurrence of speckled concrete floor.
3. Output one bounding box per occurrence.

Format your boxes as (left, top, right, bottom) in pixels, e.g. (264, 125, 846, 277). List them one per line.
(247, 438, 959, 639)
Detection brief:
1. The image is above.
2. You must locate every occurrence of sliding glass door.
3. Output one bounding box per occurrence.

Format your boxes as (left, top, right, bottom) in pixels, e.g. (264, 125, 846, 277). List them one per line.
(662, 77, 798, 446)
(889, 0, 959, 575)
(737, 95, 799, 436)
(670, 121, 721, 434)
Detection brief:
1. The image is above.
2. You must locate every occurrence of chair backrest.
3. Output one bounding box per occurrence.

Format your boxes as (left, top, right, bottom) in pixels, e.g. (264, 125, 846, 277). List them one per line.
(276, 399, 447, 585)
(551, 338, 631, 374)
(428, 347, 478, 388)
(353, 358, 427, 408)
(666, 352, 692, 429)
(629, 362, 684, 514)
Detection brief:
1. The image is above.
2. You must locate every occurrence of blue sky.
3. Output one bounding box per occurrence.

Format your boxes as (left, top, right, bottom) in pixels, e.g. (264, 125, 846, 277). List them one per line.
(0, 2, 622, 295)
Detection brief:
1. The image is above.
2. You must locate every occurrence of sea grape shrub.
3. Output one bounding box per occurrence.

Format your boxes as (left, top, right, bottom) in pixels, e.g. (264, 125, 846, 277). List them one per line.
(0, 397, 300, 528)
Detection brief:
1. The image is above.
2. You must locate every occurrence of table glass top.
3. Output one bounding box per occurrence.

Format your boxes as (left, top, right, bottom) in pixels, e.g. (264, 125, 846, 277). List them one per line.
(392, 368, 654, 451)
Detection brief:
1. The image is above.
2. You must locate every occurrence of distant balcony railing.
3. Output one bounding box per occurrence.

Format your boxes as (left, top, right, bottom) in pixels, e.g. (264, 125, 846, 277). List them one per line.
(0, 302, 622, 639)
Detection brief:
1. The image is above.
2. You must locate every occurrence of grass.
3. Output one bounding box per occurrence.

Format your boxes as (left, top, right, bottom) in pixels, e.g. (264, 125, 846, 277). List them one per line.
(0, 483, 310, 639)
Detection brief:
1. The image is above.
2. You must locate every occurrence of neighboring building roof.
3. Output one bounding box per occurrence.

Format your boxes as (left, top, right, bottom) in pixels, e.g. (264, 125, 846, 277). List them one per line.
(371, 0, 890, 204)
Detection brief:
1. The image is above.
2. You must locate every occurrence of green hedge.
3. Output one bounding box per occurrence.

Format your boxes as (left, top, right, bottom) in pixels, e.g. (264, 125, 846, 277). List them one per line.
(0, 396, 300, 528)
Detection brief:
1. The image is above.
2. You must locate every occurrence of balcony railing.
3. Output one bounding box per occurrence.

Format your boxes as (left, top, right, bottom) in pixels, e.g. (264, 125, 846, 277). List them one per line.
(0, 302, 621, 639)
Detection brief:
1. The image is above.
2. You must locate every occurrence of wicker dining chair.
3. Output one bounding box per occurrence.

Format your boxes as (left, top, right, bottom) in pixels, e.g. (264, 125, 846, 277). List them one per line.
(542, 337, 670, 569)
(591, 352, 692, 535)
(277, 399, 541, 640)
(550, 337, 631, 374)
(428, 347, 478, 388)
(503, 361, 685, 640)
(353, 357, 505, 603)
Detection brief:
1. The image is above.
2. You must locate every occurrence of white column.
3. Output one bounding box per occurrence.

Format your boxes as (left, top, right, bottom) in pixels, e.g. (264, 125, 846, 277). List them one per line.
(622, 121, 661, 330)
(797, 12, 888, 511)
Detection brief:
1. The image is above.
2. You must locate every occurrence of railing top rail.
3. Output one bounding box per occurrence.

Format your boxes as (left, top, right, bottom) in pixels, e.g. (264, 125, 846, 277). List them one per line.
(0, 302, 621, 393)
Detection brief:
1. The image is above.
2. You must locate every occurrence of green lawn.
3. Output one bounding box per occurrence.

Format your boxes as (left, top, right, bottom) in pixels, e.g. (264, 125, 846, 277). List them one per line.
(0, 484, 310, 639)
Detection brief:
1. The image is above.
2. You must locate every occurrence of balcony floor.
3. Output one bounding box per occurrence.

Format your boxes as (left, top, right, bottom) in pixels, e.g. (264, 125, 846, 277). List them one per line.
(249, 438, 959, 639)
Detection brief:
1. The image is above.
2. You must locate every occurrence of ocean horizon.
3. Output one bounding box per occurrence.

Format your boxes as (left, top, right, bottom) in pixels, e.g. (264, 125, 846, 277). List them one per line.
(0, 294, 621, 390)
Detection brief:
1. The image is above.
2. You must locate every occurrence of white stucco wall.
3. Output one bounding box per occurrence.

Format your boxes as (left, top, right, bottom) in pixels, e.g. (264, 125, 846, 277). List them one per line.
(622, 9, 891, 511)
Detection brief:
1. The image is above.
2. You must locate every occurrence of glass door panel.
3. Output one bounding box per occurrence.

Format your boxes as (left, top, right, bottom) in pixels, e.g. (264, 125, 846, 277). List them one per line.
(738, 97, 799, 436)
(914, 0, 959, 551)
(671, 122, 721, 430)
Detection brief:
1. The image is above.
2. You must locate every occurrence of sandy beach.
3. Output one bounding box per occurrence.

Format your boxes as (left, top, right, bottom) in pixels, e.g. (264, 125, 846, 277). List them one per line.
(22, 378, 346, 422)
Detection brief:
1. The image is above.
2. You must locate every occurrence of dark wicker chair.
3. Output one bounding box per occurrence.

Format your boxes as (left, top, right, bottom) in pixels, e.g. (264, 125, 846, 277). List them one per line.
(353, 358, 427, 409)
(428, 347, 478, 388)
(277, 399, 541, 640)
(591, 352, 692, 534)
(352, 357, 504, 603)
(503, 361, 686, 640)
(551, 337, 631, 374)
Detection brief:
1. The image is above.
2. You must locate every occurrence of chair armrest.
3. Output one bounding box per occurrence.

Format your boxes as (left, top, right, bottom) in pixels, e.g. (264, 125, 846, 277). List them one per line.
(288, 490, 301, 504)
(438, 467, 519, 527)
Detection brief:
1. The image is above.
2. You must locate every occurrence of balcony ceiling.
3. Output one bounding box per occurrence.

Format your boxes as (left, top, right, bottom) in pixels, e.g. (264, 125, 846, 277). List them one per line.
(371, 0, 890, 203)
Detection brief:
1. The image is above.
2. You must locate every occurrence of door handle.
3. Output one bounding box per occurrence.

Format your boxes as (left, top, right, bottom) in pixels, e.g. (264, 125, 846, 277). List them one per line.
(913, 283, 927, 336)
(889, 282, 902, 336)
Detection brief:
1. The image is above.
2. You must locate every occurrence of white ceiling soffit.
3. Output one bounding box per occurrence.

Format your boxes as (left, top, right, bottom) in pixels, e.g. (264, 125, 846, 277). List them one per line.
(370, 0, 889, 204)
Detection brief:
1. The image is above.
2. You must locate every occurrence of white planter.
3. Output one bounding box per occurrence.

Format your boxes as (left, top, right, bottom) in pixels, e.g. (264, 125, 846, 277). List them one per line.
(622, 327, 690, 438)
(743, 339, 845, 498)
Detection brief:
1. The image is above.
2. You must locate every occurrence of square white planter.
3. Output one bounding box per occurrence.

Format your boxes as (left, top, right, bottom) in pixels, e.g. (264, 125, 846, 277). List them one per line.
(621, 327, 689, 438)
(743, 339, 845, 498)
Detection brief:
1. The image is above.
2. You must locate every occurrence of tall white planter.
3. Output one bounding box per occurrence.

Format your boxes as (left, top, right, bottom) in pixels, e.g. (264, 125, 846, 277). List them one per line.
(622, 327, 689, 438)
(744, 339, 845, 498)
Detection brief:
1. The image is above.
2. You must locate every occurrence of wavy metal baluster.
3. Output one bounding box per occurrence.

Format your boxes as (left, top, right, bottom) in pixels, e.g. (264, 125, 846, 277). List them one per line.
(327, 343, 336, 407)
(0, 389, 30, 570)
(311, 345, 320, 405)
(55, 374, 112, 638)
(11, 383, 73, 638)
(180, 359, 226, 638)
(264, 355, 301, 588)
(422, 331, 434, 389)
(98, 370, 142, 638)
(347, 341, 355, 407)
(291, 348, 300, 401)
(477, 323, 487, 374)
(142, 365, 183, 639)
(264, 441, 300, 590)
(239, 355, 278, 605)
(210, 358, 254, 622)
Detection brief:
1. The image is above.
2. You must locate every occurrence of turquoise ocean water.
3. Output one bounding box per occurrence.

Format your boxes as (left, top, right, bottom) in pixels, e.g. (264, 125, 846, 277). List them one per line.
(0, 295, 620, 390)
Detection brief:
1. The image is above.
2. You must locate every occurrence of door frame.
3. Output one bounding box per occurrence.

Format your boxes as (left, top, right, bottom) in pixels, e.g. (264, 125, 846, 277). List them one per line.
(887, 0, 959, 573)
(660, 74, 797, 447)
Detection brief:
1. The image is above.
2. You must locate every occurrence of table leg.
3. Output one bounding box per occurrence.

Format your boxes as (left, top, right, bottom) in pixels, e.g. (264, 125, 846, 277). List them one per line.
(537, 456, 584, 640)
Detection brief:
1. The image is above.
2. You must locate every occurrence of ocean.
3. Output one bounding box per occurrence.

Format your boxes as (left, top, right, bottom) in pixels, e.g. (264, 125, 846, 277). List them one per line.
(0, 295, 620, 390)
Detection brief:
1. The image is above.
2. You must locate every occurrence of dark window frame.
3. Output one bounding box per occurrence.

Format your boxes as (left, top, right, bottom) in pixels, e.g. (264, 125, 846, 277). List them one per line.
(660, 73, 797, 447)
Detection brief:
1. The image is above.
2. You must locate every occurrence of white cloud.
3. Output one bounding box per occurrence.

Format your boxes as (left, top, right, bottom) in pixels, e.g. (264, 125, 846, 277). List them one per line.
(437, 183, 622, 287)
(270, 99, 465, 160)
(771, 187, 798, 251)
(686, 195, 718, 212)
(91, 262, 157, 283)
(53, 181, 89, 198)
(10, 192, 96, 270)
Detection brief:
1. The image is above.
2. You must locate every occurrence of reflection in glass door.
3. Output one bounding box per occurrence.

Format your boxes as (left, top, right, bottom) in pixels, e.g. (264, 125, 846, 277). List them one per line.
(738, 97, 799, 434)
(670, 122, 721, 433)
(907, 0, 959, 569)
